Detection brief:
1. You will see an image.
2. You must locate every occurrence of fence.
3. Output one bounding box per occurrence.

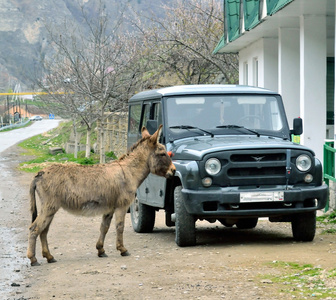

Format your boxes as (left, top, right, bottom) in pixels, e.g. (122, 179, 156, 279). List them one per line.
(100, 112, 128, 158)
(0, 119, 30, 131)
(323, 140, 336, 211)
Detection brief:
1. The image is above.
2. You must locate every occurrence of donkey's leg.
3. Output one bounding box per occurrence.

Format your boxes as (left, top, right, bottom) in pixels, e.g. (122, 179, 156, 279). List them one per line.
(27, 220, 40, 266)
(96, 212, 113, 257)
(40, 219, 56, 263)
(114, 206, 130, 256)
(27, 211, 56, 266)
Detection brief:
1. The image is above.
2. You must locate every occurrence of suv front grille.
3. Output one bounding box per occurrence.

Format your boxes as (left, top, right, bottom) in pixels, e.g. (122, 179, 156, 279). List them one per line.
(230, 153, 286, 162)
(228, 166, 285, 177)
(203, 149, 290, 187)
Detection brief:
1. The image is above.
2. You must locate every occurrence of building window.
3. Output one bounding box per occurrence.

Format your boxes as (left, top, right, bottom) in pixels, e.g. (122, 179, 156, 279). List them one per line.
(244, 62, 248, 85)
(327, 57, 334, 125)
(253, 57, 259, 86)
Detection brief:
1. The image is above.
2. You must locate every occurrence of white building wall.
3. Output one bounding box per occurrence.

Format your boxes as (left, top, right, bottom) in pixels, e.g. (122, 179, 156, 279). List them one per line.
(300, 15, 327, 162)
(239, 38, 278, 90)
(263, 38, 279, 91)
(238, 20, 327, 163)
(239, 39, 264, 86)
(278, 27, 300, 123)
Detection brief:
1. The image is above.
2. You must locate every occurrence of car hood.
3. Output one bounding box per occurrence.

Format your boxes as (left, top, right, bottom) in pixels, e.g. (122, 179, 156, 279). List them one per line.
(167, 135, 315, 160)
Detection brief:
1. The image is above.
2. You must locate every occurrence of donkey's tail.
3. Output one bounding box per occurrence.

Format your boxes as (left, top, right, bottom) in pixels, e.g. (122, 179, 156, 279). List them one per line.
(30, 178, 38, 223)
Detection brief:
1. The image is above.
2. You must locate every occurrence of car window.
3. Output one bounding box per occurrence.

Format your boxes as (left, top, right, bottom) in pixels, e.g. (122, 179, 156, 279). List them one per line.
(165, 95, 285, 140)
(141, 104, 151, 128)
(153, 102, 162, 125)
(166, 95, 282, 130)
(129, 104, 141, 134)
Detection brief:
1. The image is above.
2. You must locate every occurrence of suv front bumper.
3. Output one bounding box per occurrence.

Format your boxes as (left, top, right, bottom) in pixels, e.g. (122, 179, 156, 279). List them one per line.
(182, 184, 328, 218)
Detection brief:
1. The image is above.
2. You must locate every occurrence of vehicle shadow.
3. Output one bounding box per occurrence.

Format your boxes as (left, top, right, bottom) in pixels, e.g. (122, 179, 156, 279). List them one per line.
(195, 225, 294, 246)
(151, 221, 295, 247)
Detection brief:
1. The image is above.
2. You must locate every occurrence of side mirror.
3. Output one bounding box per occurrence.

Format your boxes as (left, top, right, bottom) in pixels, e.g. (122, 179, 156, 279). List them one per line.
(146, 120, 158, 135)
(290, 118, 303, 136)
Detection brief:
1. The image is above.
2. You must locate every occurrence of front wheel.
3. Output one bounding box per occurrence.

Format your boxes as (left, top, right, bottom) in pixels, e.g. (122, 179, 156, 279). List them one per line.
(130, 196, 155, 233)
(291, 211, 316, 241)
(174, 186, 196, 246)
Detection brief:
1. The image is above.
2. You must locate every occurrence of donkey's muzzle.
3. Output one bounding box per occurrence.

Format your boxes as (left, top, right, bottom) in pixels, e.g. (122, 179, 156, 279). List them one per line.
(165, 163, 176, 178)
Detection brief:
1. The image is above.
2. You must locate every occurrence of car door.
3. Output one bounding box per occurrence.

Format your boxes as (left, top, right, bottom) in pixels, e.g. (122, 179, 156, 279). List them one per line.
(138, 101, 167, 208)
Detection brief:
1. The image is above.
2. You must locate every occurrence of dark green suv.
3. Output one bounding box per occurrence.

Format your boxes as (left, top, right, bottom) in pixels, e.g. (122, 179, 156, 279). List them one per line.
(127, 85, 328, 246)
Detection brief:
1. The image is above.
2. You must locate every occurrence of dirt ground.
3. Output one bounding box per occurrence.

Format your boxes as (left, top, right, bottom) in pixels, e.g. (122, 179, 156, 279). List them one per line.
(1, 145, 336, 300)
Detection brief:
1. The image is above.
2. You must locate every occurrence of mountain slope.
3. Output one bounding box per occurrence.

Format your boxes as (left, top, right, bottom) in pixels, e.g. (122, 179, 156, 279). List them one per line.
(0, 0, 169, 90)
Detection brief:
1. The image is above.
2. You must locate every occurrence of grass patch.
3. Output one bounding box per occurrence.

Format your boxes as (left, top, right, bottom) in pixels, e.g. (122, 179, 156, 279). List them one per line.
(322, 228, 336, 234)
(18, 121, 101, 172)
(317, 211, 336, 235)
(261, 261, 336, 299)
(317, 211, 336, 224)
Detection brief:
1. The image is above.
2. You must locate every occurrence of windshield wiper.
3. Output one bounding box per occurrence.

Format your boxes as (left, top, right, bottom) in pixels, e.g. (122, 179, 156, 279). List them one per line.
(170, 125, 214, 138)
(216, 125, 260, 137)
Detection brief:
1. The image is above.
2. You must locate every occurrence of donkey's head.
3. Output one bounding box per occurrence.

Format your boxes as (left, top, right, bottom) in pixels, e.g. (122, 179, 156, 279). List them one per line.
(142, 125, 176, 178)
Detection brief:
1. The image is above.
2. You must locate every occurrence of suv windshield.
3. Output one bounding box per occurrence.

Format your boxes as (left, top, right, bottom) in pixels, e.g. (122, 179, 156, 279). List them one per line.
(165, 95, 287, 141)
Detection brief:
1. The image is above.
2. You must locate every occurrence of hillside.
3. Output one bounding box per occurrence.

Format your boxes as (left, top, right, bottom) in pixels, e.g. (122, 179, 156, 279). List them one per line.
(0, 0, 171, 91)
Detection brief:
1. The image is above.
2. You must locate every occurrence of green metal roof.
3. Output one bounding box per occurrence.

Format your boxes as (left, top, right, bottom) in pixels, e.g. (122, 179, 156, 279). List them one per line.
(227, 0, 241, 42)
(244, 0, 261, 30)
(267, 0, 293, 15)
(213, 0, 294, 54)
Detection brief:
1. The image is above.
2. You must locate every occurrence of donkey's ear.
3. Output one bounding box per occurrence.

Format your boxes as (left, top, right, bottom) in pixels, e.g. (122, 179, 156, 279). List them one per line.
(141, 127, 150, 138)
(150, 124, 163, 144)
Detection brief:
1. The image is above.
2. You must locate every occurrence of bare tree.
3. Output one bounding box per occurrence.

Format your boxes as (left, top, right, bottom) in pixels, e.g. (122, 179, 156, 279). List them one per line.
(129, 0, 238, 86)
(39, 0, 137, 162)
(35, 0, 237, 162)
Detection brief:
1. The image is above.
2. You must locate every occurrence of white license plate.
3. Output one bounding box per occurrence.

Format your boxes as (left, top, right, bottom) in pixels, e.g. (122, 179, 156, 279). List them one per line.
(240, 191, 284, 203)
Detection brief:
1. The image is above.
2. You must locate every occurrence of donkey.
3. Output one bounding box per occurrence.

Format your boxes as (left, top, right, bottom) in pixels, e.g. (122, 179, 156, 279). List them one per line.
(27, 125, 176, 266)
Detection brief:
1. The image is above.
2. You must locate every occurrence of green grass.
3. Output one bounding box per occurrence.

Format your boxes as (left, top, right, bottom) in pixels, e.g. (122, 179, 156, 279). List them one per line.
(18, 121, 102, 172)
(321, 228, 336, 234)
(317, 211, 336, 234)
(317, 211, 336, 224)
(261, 261, 336, 299)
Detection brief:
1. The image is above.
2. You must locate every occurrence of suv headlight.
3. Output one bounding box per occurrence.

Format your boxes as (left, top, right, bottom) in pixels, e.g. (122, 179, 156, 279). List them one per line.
(205, 158, 221, 175)
(296, 154, 312, 172)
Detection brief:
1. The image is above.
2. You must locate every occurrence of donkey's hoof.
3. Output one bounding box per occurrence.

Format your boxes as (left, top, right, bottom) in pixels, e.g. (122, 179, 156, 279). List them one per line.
(98, 253, 108, 258)
(121, 251, 130, 257)
(29, 257, 40, 266)
(31, 261, 41, 267)
(47, 258, 57, 264)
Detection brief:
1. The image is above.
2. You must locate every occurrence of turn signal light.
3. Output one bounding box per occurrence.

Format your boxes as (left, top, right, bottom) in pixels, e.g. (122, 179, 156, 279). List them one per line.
(167, 151, 174, 157)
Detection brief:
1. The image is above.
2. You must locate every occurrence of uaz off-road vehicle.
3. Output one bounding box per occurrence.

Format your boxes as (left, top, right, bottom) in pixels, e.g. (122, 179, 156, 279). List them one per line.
(127, 85, 328, 246)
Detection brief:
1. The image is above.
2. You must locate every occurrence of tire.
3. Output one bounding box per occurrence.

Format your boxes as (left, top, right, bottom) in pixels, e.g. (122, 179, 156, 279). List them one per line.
(219, 219, 234, 227)
(165, 211, 175, 227)
(291, 211, 316, 242)
(236, 218, 258, 229)
(130, 196, 155, 233)
(174, 186, 196, 246)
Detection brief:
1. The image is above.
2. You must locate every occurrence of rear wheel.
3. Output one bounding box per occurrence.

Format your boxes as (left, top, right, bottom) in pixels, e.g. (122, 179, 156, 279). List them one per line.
(236, 218, 258, 229)
(130, 196, 155, 233)
(174, 186, 196, 246)
(291, 211, 316, 241)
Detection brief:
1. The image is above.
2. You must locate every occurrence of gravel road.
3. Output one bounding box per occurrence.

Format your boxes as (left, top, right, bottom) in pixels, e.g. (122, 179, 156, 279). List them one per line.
(1, 121, 335, 300)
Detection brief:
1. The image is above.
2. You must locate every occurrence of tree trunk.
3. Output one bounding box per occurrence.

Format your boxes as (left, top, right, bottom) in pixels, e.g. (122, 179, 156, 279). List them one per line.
(99, 126, 105, 164)
(85, 126, 91, 158)
(72, 119, 78, 159)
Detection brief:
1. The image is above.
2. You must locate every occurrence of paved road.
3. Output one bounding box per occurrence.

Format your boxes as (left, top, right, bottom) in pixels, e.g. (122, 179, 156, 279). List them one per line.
(0, 119, 61, 153)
